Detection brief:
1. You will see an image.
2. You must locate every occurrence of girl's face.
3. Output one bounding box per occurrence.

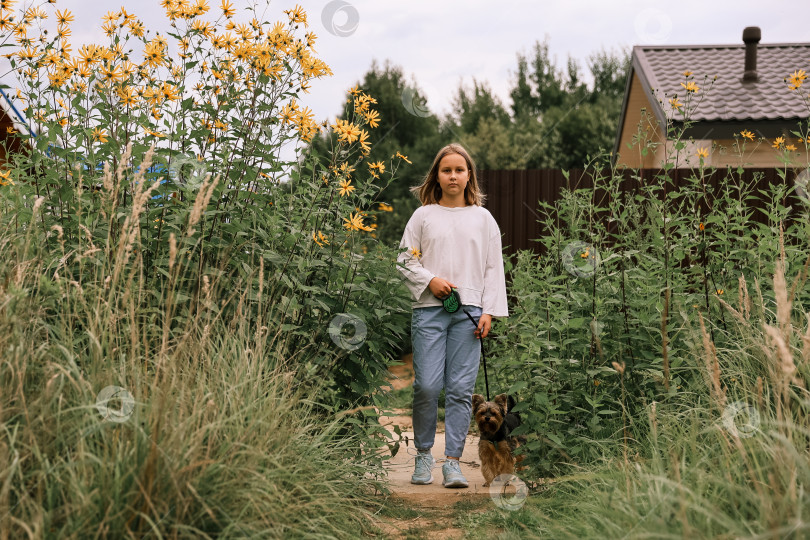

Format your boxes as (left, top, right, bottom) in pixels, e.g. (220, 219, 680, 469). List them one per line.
(436, 153, 470, 199)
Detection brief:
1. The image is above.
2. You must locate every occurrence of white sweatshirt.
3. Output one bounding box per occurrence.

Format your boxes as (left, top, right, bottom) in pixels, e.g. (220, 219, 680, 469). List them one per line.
(396, 204, 509, 317)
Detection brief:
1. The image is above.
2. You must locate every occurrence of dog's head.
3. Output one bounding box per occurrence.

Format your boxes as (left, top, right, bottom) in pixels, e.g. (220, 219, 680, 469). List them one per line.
(472, 393, 509, 437)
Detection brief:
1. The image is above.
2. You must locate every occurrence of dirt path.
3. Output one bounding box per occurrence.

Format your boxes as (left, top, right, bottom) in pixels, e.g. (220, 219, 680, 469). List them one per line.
(375, 354, 493, 538)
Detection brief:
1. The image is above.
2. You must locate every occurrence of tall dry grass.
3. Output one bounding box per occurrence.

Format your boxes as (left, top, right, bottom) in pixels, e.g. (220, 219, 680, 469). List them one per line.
(0, 148, 385, 539)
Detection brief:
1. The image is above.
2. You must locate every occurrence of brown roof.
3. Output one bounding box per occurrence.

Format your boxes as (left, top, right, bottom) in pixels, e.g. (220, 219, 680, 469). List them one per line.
(619, 41, 810, 141)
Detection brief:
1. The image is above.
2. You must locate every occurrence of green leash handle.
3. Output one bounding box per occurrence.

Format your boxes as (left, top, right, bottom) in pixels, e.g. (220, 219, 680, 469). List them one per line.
(441, 288, 461, 313)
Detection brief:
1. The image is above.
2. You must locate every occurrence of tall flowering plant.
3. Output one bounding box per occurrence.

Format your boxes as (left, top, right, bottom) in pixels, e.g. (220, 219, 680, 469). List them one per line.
(2, 0, 328, 257)
(0, 0, 413, 412)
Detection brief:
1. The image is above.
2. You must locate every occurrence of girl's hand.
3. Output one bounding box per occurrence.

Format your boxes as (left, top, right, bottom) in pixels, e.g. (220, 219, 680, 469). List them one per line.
(475, 313, 492, 339)
(428, 277, 457, 299)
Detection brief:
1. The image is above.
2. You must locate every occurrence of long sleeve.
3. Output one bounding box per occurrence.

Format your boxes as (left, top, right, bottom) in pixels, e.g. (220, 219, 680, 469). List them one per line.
(482, 228, 509, 317)
(397, 208, 435, 302)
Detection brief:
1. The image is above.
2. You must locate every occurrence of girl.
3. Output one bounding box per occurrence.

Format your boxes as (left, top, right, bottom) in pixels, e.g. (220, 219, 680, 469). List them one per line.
(397, 143, 509, 488)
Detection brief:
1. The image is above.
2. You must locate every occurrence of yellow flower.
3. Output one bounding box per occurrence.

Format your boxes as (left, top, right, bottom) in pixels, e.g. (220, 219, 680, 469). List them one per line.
(221, 0, 235, 17)
(0, 12, 13, 32)
(699, 222, 704, 231)
(102, 10, 119, 23)
(378, 202, 393, 212)
(129, 20, 145, 37)
(593, 379, 601, 386)
(772, 136, 785, 149)
(357, 130, 371, 155)
(696, 147, 709, 159)
(92, 127, 108, 143)
(396, 151, 412, 164)
(219, 31, 237, 51)
(192, 0, 210, 16)
(332, 119, 361, 144)
(312, 230, 328, 247)
(0, 169, 14, 186)
(102, 20, 117, 36)
(6, 126, 16, 134)
(786, 144, 797, 151)
(284, 4, 307, 26)
(680, 81, 699, 93)
(682, 70, 693, 77)
(362, 109, 380, 128)
(740, 129, 755, 141)
(143, 40, 166, 68)
(338, 178, 355, 197)
(24, 6, 46, 21)
(343, 212, 372, 232)
(668, 97, 683, 110)
(100, 63, 123, 82)
(369, 161, 385, 174)
(160, 82, 179, 101)
(119, 7, 136, 24)
(305, 31, 317, 48)
(716, 289, 724, 295)
(409, 247, 421, 259)
(786, 69, 807, 91)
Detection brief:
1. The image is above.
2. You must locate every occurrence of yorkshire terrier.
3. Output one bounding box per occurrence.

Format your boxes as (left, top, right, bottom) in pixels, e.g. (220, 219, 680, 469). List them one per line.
(472, 393, 523, 487)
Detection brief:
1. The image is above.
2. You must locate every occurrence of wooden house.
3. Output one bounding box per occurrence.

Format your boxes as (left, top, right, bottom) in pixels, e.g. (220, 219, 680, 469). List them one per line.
(613, 27, 810, 169)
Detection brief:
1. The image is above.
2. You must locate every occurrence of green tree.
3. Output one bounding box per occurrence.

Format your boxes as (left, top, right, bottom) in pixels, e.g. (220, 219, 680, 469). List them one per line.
(451, 79, 511, 134)
(506, 43, 630, 169)
(587, 48, 630, 102)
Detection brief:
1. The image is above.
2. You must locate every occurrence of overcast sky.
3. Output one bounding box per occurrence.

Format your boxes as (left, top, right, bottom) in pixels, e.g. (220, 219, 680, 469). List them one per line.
(37, 1, 810, 126)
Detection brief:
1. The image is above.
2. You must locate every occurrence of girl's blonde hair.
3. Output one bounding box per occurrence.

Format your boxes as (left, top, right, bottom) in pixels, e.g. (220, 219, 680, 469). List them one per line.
(410, 143, 486, 206)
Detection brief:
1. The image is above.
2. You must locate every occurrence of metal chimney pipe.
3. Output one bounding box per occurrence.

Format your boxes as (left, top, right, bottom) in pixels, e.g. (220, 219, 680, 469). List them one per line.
(742, 26, 761, 82)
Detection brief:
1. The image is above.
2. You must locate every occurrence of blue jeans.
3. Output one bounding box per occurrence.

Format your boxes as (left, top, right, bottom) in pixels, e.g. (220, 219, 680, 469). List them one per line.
(411, 305, 482, 458)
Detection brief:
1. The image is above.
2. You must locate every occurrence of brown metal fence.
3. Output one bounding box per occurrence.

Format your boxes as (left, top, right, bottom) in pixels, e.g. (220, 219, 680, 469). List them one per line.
(479, 167, 803, 262)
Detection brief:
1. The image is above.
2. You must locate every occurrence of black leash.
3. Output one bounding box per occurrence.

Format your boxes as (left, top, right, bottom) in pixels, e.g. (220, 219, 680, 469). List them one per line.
(463, 308, 490, 402)
(442, 288, 490, 401)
